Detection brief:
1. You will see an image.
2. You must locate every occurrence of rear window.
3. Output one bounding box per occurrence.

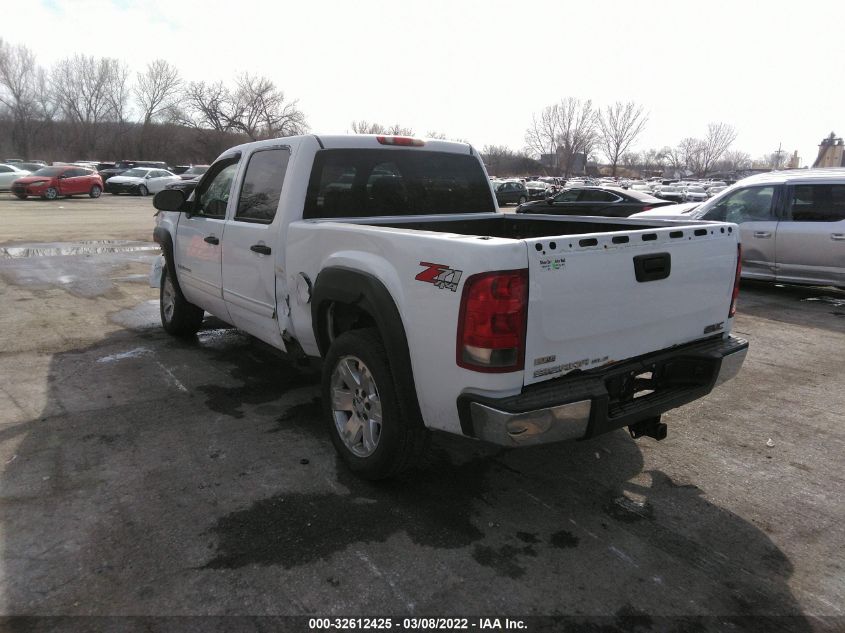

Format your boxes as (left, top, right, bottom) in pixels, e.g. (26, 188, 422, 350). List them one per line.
(790, 184, 845, 222)
(303, 149, 495, 219)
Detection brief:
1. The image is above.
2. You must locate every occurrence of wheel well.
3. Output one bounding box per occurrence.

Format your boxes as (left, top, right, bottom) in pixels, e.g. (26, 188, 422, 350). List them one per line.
(323, 301, 377, 347)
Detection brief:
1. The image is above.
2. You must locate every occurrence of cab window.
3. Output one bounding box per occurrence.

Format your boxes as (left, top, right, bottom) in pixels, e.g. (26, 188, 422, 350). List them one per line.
(702, 186, 776, 223)
(194, 160, 239, 219)
(235, 148, 290, 223)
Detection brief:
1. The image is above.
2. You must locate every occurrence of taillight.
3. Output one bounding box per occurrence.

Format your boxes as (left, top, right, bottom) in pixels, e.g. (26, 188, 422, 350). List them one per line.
(729, 244, 742, 317)
(376, 135, 425, 147)
(456, 269, 528, 372)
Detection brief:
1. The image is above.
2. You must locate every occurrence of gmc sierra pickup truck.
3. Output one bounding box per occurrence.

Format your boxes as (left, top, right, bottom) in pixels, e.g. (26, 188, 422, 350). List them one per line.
(151, 134, 747, 479)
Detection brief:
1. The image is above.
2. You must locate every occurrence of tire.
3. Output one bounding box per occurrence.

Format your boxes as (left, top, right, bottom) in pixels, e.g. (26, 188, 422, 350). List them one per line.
(138, 185, 148, 196)
(89, 185, 102, 198)
(518, 196, 527, 204)
(43, 187, 58, 200)
(323, 328, 428, 480)
(14, 194, 26, 200)
(160, 264, 204, 337)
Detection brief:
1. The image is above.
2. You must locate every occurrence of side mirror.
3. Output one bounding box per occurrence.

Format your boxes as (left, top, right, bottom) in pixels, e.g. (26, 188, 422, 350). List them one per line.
(153, 189, 186, 212)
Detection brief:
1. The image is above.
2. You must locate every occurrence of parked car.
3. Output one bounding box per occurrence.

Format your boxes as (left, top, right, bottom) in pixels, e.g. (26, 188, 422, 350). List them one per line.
(15, 162, 46, 173)
(654, 185, 685, 202)
(494, 180, 529, 206)
(98, 160, 169, 183)
(178, 165, 209, 180)
(150, 133, 746, 480)
(105, 167, 182, 196)
(11, 166, 103, 200)
(0, 163, 32, 191)
(516, 186, 675, 217)
(524, 180, 549, 200)
(683, 186, 708, 202)
(630, 168, 845, 287)
(165, 176, 201, 196)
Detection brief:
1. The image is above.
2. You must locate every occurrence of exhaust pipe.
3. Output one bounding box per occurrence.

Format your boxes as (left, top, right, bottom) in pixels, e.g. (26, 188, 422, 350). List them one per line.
(628, 417, 668, 441)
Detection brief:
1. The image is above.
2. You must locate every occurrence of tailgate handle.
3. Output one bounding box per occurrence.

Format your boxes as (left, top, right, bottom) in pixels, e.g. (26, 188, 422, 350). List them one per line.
(634, 253, 671, 282)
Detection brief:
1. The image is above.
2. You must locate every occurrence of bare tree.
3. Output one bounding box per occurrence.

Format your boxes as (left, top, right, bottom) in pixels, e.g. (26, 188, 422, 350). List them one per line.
(227, 74, 307, 140)
(640, 147, 667, 176)
(0, 40, 44, 157)
(350, 120, 414, 135)
(556, 98, 596, 176)
(135, 59, 181, 126)
(525, 98, 596, 176)
(698, 122, 737, 176)
(677, 137, 702, 175)
(52, 54, 129, 155)
(715, 149, 752, 172)
(179, 80, 235, 132)
(597, 101, 648, 176)
(524, 104, 563, 171)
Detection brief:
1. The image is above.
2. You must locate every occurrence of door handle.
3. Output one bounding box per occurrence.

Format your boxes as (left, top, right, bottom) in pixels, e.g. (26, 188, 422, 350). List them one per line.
(250, 244, 272, 255)
(753, 231, 772, 239)
(204, 236, 219, 245)
(831, 234, 845, 241)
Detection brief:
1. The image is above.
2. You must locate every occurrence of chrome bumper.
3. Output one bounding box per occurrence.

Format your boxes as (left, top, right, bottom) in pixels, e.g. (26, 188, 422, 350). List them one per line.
(464, 336, 748, 447)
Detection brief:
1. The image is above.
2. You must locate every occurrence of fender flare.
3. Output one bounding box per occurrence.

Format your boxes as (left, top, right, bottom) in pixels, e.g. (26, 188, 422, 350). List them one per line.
(153, 226, 187, 300)
(311, 266, 422, 421)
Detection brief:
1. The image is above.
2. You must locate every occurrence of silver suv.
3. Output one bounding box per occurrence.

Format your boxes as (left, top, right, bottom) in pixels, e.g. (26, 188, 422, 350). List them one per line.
(633, 168, 845, 287)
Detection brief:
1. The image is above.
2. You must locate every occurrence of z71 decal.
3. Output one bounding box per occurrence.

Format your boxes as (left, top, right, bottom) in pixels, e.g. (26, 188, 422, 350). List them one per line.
(415, 262, 463, 292)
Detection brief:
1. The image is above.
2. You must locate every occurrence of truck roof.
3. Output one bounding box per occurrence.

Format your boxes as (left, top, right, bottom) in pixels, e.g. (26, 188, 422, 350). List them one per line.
(220, 134, 475, 158)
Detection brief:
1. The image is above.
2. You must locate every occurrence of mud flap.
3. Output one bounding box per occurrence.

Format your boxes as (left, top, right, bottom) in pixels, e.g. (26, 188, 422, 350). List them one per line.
(149, 255, 164, 288)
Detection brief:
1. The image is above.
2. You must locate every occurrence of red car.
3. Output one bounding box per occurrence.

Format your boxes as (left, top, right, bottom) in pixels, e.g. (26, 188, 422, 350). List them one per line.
(11, 166, 104, 200)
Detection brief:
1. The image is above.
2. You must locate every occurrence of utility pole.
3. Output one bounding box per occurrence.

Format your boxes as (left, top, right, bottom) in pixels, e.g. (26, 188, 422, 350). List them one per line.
(773, 142, 784, 169)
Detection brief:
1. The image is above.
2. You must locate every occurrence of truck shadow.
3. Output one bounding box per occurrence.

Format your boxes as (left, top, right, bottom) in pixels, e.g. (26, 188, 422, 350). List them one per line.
(0, 323, 815, 627)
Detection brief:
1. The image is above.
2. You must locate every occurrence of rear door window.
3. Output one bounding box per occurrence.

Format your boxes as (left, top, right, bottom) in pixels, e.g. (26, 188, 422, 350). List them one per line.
(788, 184, 845, 222)
(304, 149, 494, 218)
(235, 148, 290, 223)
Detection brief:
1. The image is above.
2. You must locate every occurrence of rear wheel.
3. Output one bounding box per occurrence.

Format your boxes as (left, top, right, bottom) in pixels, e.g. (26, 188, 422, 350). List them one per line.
(323, 328, 428, 480)
(518, 195, 527, 204)
(160, 264, 204, 337)
(89, 185, 102, 198)
(43, 187, 58, 200)
(138, 185, 148, 196)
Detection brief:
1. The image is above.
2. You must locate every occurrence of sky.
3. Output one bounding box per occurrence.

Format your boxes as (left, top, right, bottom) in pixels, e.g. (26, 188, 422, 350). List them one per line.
(5, 0, 845, 165)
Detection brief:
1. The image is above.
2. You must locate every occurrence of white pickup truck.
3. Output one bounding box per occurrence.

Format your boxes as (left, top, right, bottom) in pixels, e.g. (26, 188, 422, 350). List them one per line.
(151, 134, 747, 479)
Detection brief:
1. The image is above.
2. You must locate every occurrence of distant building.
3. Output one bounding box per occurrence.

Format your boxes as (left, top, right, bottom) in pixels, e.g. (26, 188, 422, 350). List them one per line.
(812, 132, 845, 168)
(787, 150, 801, 169)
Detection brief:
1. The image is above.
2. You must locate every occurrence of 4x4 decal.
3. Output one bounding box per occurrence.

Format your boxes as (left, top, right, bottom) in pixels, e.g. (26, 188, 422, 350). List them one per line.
(415, 262, 463, 292)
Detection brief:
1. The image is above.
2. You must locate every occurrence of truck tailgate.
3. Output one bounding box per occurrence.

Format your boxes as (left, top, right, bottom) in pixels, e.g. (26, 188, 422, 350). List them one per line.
(523, 224, 738, 386)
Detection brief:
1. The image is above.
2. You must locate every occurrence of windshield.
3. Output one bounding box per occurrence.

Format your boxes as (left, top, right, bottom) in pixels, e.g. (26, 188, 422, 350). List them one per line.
(687, 187, 705, 193)
(121, 168, 149, 178)
(185, 166, 208, 175)
(662, 186, 679, 192)
(304, 149, 496, 218)
(31, 167, 63, 177)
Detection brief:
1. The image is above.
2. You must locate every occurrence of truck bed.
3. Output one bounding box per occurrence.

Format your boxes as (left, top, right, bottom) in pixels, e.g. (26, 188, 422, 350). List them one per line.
(365, 213, 686, 239)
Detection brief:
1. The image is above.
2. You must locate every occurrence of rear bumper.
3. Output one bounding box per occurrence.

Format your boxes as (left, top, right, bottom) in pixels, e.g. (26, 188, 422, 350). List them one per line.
(458, 335, 748, 447)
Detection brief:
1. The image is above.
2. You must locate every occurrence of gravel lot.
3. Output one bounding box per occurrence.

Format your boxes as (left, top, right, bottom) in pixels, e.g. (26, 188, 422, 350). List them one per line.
(0, 193, 842, 631)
